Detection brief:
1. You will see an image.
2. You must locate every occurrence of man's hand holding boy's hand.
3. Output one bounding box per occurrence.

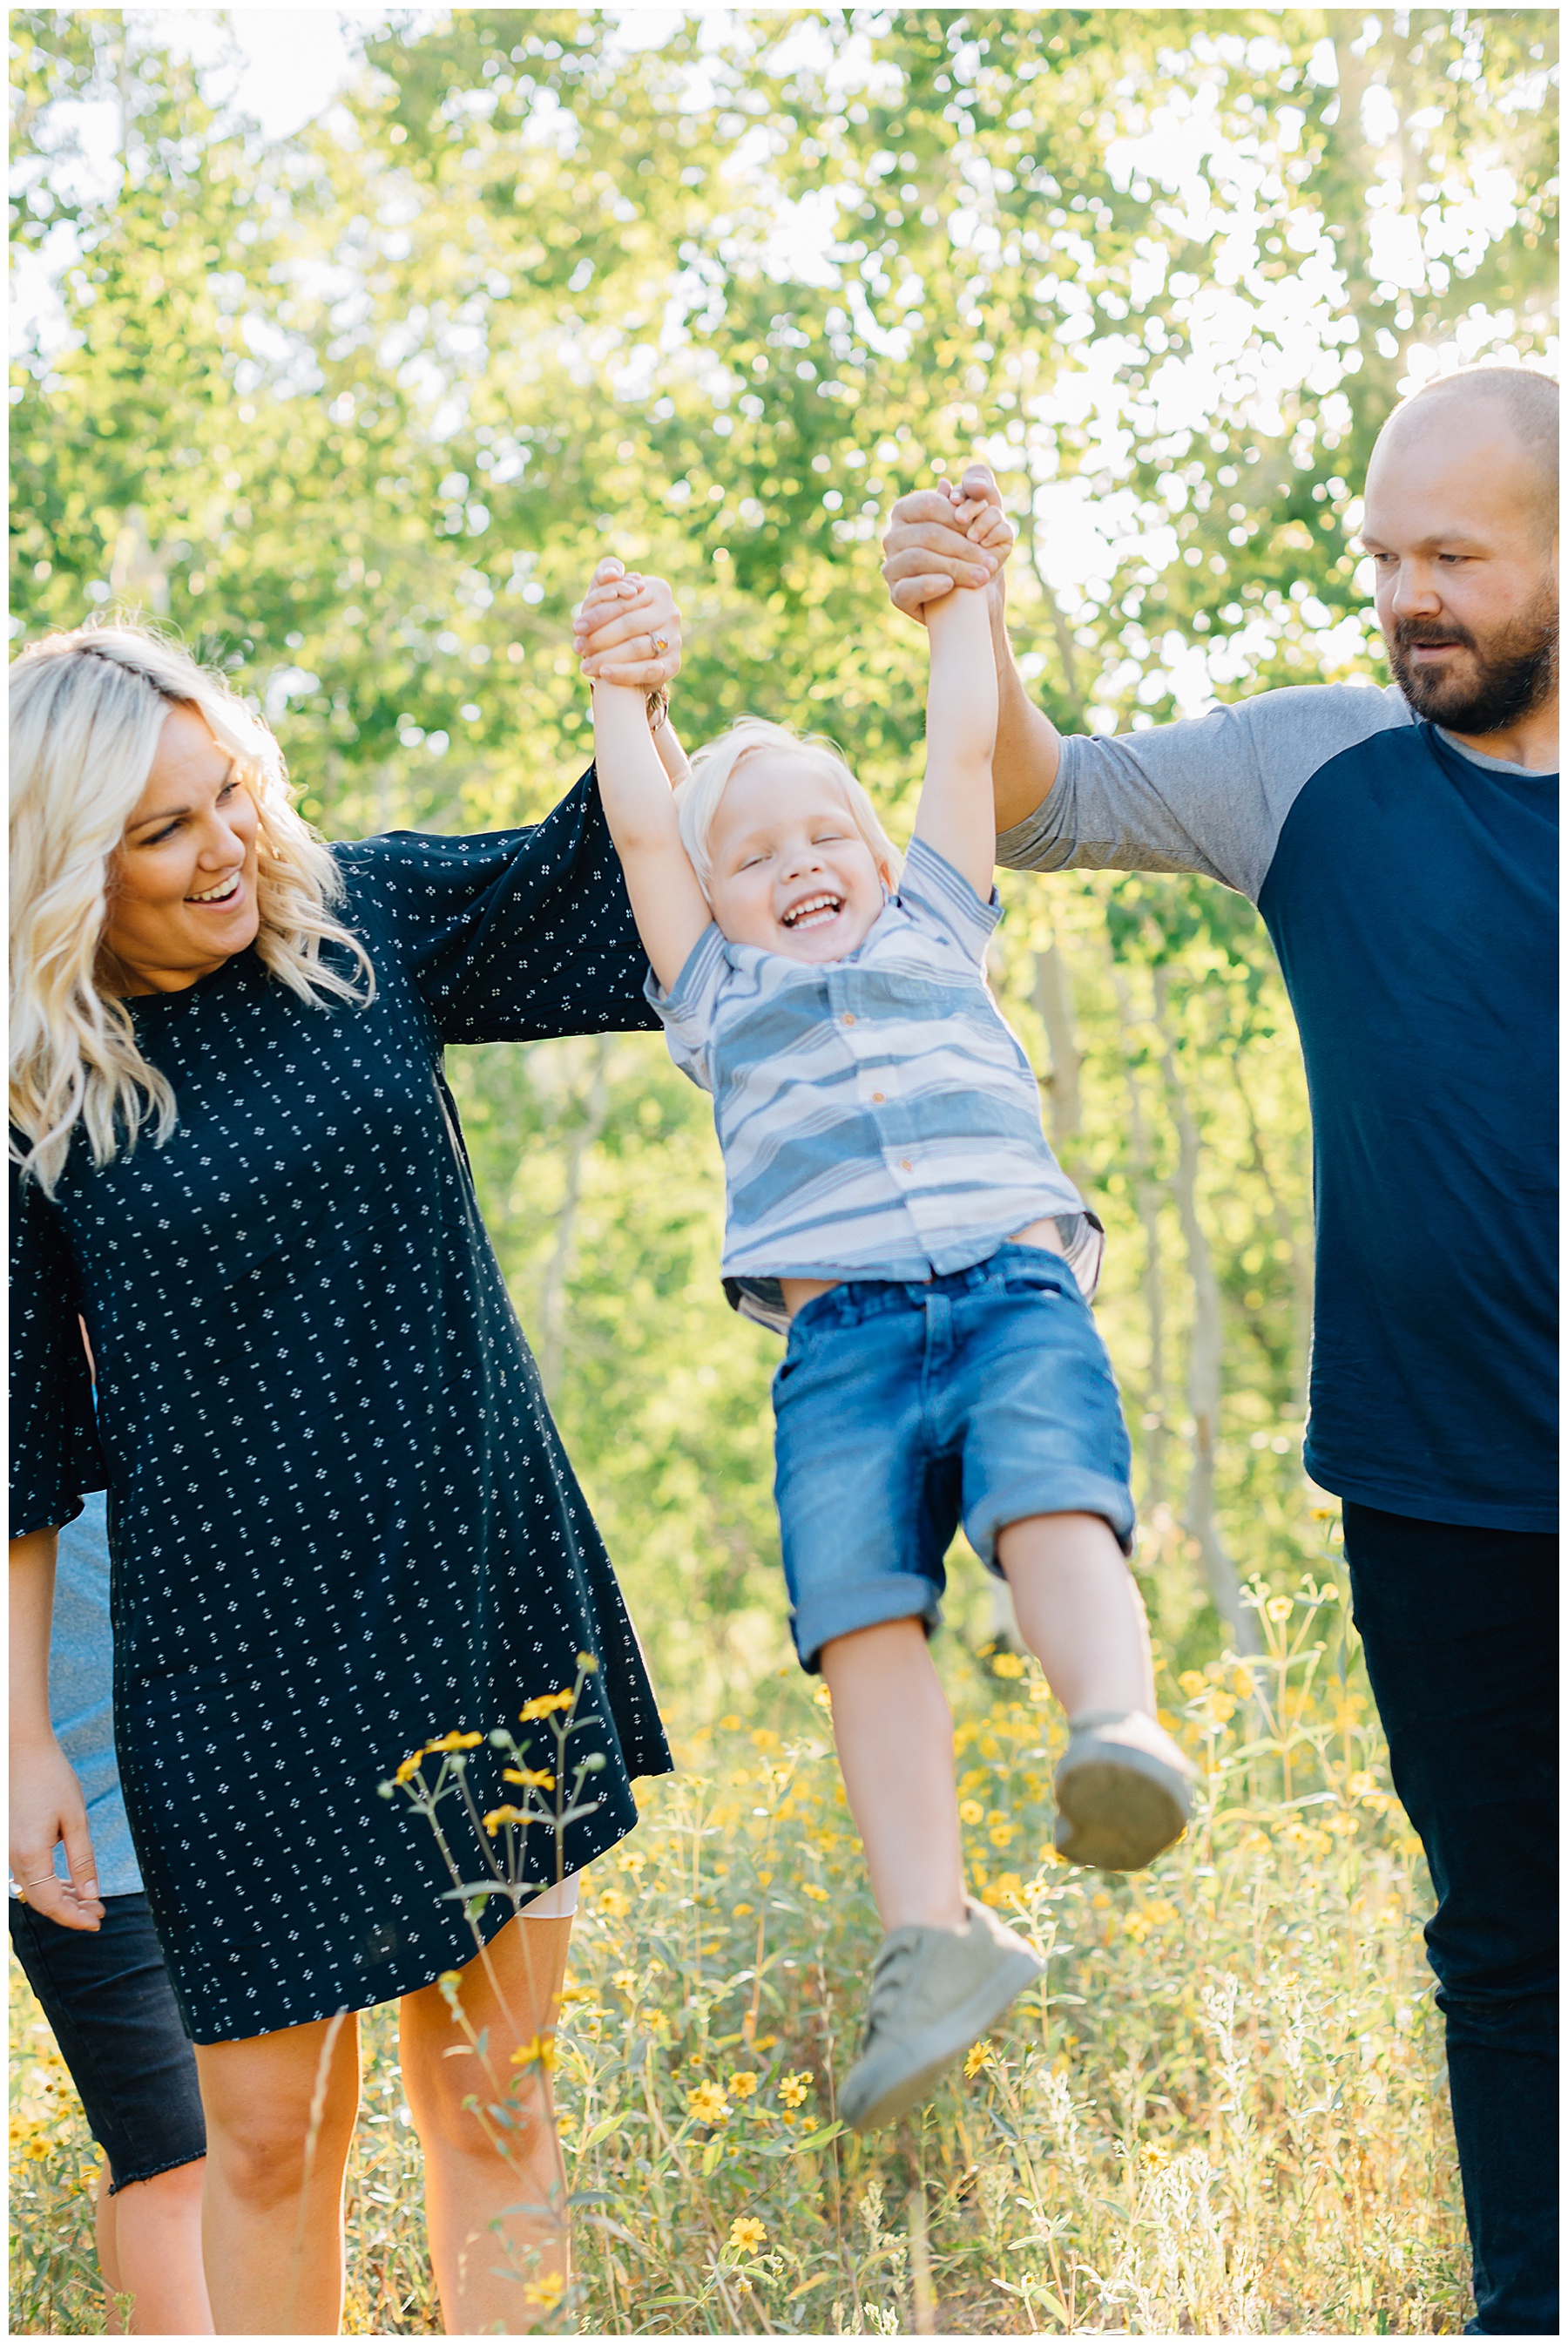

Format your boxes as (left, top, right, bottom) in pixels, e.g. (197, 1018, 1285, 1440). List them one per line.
(881, 464, 1014, 623)
(574, 559, 682, 687)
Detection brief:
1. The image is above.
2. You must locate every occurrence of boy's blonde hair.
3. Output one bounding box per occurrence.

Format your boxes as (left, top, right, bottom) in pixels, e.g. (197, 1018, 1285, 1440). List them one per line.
(674, 717, 902, 899)
(10, 618, 375, 1195)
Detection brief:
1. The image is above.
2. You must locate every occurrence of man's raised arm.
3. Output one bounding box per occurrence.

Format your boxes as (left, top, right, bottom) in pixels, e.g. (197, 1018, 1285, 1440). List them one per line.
(881, 464, 1064, 832)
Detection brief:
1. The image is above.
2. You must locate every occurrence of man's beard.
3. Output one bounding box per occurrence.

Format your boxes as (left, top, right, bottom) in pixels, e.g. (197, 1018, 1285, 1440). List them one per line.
(1388, 594, 1558, 735)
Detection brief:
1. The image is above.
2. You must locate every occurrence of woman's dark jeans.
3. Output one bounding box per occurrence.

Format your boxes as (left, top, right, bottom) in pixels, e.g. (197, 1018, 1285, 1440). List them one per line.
(10, 1890, 206, 2192)
(1342, 1502, 1557, 2336)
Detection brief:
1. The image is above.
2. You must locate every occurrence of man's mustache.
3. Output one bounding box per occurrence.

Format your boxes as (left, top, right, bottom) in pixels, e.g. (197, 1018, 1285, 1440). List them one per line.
(1392, 620, 1478, 653)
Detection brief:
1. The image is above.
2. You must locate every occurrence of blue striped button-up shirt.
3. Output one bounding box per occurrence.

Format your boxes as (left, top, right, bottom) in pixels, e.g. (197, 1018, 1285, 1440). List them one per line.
(648, 837, 1099, 1331)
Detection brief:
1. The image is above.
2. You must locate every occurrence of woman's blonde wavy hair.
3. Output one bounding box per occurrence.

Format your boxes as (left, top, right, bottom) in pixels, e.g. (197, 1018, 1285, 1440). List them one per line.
(10, 619, 375, 1195)
(674, 716, 902, 899)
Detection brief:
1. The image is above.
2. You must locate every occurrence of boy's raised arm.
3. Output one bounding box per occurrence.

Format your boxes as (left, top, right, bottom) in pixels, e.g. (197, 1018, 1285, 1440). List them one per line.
(577, 559, 710, 990)
(911, 493, 1004, 898)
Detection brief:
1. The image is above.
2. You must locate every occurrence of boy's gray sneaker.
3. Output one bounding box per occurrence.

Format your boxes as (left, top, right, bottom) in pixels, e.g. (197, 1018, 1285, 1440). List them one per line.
(838, 1899, 1043, 2133)
(1053, 1709, 1195, 1871)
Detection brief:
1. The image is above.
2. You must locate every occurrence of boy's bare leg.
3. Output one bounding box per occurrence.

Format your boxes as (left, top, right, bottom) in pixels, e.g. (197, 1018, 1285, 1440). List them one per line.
(819, 1619, 968, 1932)
(999, 1511, 1176, 1755)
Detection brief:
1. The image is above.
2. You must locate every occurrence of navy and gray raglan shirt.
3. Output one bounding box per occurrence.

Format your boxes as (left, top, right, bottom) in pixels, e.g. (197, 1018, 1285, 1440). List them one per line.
(997, 681, 1557, 1534)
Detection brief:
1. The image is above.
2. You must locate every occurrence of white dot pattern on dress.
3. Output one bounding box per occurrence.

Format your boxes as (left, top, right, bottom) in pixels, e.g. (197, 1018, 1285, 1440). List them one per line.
(9, 770, 672, 2044)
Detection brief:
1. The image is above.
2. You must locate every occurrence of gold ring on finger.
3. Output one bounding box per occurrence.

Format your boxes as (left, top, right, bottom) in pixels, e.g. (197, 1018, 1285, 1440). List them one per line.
(652, 634, 670, 654)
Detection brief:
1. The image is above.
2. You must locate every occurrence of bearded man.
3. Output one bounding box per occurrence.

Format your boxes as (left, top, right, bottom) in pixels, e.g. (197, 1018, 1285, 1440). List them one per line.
(882, 364, 1558, 2335)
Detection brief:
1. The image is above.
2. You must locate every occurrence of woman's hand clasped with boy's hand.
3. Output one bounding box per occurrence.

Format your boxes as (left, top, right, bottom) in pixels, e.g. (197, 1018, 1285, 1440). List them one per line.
(573, 559, 682, 688)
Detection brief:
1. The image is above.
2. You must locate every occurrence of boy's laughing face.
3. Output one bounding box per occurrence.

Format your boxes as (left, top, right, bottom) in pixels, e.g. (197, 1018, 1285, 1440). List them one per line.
(706, 755, 889, 963)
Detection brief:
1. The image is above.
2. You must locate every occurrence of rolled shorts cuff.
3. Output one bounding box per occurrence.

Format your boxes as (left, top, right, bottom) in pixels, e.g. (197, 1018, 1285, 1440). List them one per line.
(968, 1468, 1139, 1572)
(107, 2147, 206, 2198)
(793, 1577, 943, 1676)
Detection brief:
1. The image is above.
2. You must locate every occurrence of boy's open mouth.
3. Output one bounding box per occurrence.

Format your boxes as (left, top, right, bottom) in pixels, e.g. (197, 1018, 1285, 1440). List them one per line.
(781, 892, 843, 931)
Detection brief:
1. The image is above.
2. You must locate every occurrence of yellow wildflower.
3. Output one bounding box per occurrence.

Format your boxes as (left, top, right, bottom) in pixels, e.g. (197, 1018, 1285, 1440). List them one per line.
(1201, 1690, 1237, 1726)
(1177, 1670, 1206, 1697)
(1123, 1911, 1152, 1944)
(483, 1805, 527, 1834)
(686, 2081, 730, 2125)
(728, 2216, 767, 2254)
(988, 1822, 1016, 1849)
(519, 1689, 576, 1721)
(575, 1650, 599, 1672)
(801, 1881, 828, 1902)
(991, 1650, 1026, 1678)
(1231, 1664, 1256, 1698)
(1140, 2142, 1172, 2171)
(426, 1730, 483, 1753)
(503, 1766, 556, 1789)
(959, 1799, 984, 1826)
(733, 1903, 754, 1919)
(1266, 1594, 1294, 1623)
(510, 2034, 557, 2070)
(728, 2071, 759, 2099)
(963, 2038, 993, 2078)
(612, 1968, 639, 1993)
(719, 1713, 742, 1730)
(750, 1728, 780, 1751)
(555, 2110, 577, 2135)
(393, 1750, 425, 1785)
(778, 2071, 811, 2109)
(523, 2272, 565, 2311)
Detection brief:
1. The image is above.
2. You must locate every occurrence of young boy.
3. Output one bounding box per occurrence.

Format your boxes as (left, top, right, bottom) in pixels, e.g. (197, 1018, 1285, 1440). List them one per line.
(581, 501, 1193, 2131)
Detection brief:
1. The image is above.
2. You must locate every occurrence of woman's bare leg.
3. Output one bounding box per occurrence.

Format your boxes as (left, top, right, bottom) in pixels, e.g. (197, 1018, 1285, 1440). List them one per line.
(819, 1619, 968, 1932)
(401, 1912, 573, 2335)
(98, 2156, 213, 2335)
(194, 2013, 361, 2334)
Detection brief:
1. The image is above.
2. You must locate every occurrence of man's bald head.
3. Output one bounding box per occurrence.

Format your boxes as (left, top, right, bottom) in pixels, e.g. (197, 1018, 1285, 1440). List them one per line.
(1361, 363, 1558, 745)
(1374, 365, 1559, 518)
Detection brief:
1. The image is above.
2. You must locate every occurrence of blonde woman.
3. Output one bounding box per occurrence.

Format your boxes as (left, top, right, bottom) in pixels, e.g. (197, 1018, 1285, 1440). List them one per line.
(9, 581, 679, 2335)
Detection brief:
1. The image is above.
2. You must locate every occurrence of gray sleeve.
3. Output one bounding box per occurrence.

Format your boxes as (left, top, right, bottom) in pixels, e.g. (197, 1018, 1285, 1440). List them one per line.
(996, 682, 1411, 906)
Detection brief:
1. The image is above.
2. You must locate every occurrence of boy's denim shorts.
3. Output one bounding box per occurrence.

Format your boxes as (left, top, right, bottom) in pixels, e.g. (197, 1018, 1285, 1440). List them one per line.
(772, 1243, 1135, 1673)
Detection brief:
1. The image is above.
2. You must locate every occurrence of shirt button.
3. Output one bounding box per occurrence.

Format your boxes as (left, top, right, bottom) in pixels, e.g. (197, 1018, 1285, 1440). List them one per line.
(899, 1158, 913, 1172)
(872, 1092, 886, 1104)
(841, 1012, 856, 1026)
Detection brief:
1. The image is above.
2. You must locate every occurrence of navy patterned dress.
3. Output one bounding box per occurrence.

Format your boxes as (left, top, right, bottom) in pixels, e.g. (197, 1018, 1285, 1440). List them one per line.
(10, 770, 672, 2043)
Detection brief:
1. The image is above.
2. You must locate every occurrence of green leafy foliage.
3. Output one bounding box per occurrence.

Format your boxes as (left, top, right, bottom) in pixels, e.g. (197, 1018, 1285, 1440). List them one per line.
(8, 10, 1557, 1697)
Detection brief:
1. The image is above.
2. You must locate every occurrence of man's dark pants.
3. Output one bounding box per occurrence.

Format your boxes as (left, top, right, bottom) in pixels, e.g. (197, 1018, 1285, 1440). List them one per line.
(1342, 1503, 1558, 2336)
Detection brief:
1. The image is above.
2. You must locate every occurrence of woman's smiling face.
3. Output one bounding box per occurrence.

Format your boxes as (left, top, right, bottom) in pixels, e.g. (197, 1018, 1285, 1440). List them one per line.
(705, 754, 888, 963)
(99, 703, 261, 995)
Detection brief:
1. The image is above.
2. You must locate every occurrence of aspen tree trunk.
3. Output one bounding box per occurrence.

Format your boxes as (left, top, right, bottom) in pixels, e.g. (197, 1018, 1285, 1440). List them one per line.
(1231, 1061, 1315, 1418)
(537, 1037, 612, 1402)
(1108, 960, 1169, 1514)
(1152, 973, 1260, 1655)
(990, 929, 1085, 1651)
(1033, 940, 1082, 1164)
